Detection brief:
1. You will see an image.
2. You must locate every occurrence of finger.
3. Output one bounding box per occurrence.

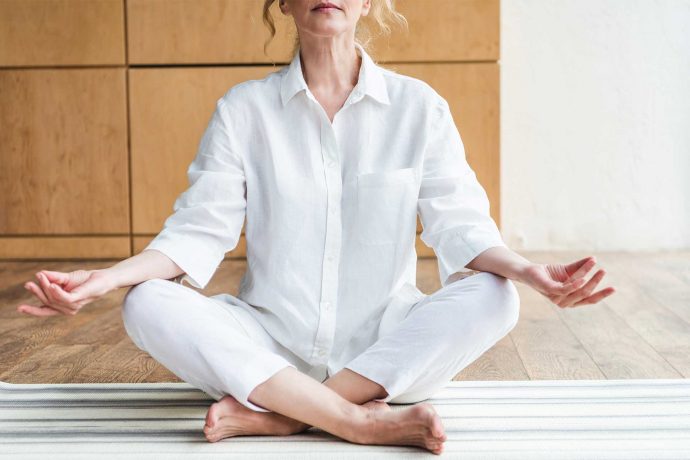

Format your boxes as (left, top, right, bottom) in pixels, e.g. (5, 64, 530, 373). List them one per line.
(568, 257, 597, 281)
(25, 281, 51, 306)
(36, 272, 71, 310)
(26, 281, 74, 316)
(64, 283, 94, 302)
(36, 272, 59, 304)
(38, 270, 71, 286)
(572, 287, 616, 306)
(66, 270, 94, 291)
(50, 284, 83, 309)
(546, 276, 587, 296)
(17, 304, 62, 317)
(49, 283, 94, 312)
(564, 256, 595, 277)
(46, 283, 81, 312)
(559, 269, 606, 307)
(35, 273, 73, 314)
(74, 294, 99, 307)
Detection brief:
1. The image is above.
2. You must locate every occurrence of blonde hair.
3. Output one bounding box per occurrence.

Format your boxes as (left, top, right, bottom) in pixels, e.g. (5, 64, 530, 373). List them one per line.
(261, 0, 408, 59)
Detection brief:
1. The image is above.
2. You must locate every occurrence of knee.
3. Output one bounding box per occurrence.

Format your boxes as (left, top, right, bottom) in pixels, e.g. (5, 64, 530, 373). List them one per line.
(121, 278, 169, 343)
(481, 272, 521, 333)
(122, 278, 166, 317)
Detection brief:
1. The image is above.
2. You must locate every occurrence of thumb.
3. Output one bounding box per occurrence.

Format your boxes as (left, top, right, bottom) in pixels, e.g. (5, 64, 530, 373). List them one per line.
(66, 273, 112, 303)
(66, 279, 100, 302)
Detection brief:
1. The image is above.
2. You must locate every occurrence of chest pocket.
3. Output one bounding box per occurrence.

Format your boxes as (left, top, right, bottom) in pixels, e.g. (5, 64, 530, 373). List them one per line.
(355, 167, 418, 245)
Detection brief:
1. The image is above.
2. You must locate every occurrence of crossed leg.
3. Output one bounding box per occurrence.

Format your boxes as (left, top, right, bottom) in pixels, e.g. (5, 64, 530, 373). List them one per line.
(121, 271, 519, 454)
(248, 271, 520, 433)
(120, 279, 440, 451)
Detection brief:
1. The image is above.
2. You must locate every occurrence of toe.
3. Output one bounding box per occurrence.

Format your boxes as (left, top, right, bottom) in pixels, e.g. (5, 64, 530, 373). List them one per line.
(206, 405, 219, 429)
(431, 416, 445, 439)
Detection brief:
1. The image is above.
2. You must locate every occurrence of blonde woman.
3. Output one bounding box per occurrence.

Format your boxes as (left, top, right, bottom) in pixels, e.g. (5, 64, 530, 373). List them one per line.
(18, 0, 615, 454)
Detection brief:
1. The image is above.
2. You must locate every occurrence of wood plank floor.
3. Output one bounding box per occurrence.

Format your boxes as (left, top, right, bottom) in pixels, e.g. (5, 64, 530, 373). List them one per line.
(1, 251, 688, 384)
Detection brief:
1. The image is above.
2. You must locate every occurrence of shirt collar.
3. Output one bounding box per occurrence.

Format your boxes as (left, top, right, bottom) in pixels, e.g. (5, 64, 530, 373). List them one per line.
(280, 42, 390, 107)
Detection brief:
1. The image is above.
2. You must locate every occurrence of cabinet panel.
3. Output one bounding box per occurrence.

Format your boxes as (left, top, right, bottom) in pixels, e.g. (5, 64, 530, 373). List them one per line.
(0, 0, 125, 67)
(373, 0, 499, 62)
(0, 1, 499, 259)
(127, 0, 497, 64)
(0, 68, 130, 235)
(0, 237, 130, 259)
(127, 0, 294, 64)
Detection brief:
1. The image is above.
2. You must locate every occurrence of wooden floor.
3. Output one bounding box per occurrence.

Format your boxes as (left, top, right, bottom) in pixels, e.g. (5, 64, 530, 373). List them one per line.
(1, 251, 689, 384)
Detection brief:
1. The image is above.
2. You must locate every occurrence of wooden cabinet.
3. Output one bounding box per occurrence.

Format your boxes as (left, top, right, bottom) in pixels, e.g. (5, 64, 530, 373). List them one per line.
(0, 0, 125, 67)
(0, 0, 500, 260)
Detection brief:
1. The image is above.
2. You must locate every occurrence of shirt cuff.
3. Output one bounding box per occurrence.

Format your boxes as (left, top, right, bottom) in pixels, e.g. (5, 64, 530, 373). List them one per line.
(435, 229, 508, 288)
(143, 232, 225, 290)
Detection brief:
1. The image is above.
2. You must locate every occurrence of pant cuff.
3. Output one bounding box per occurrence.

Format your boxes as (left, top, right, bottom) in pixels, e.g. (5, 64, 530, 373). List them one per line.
(235, 358, 298, 413)
(343, 355, 414, 404)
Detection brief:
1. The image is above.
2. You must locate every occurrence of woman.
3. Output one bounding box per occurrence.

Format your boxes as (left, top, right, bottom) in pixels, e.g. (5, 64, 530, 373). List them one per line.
(17, 0, 615, 455)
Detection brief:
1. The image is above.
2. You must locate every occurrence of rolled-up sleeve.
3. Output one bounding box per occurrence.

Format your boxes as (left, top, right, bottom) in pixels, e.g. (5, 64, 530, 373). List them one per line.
(143, 97, 246, 290)
(417, 97, 507, 287)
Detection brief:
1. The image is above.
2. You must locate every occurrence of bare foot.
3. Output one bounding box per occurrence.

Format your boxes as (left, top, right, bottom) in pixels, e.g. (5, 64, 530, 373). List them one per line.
(204, 394, 297, 441)
(358, 402, 447, 455)
(203, 395, 392, 442)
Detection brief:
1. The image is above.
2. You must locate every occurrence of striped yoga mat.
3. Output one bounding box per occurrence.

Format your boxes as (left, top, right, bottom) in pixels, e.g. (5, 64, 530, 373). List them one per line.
(1, 379, 689, 459)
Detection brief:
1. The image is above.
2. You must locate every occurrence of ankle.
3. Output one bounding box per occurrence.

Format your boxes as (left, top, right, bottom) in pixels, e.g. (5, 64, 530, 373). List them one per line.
(268, 413, 310, 436)
(341, 403, 373, 444)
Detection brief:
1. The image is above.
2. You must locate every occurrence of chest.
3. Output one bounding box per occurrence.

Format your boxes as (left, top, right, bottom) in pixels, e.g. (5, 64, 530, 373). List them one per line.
(240, 96, 428, 223)
(311, 85, 359, 124)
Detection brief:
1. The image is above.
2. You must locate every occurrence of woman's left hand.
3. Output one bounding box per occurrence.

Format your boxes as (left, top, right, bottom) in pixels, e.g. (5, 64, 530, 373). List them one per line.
(518, 256, 616, 308)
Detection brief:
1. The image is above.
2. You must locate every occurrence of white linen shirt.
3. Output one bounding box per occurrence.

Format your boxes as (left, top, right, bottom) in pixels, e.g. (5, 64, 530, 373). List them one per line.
(143, 42, 507, 376)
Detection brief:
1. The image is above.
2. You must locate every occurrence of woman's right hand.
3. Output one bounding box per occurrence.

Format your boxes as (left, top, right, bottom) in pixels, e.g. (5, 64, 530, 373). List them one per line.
(17, 269, 117, 317)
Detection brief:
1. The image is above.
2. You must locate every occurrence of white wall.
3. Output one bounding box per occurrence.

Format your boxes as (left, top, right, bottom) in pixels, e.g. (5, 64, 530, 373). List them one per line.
(500, 0, 690, 251)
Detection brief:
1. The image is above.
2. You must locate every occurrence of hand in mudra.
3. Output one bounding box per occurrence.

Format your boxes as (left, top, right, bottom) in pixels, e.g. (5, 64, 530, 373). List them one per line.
(18, 269, 114, 317)
(519, 256, 615, 308)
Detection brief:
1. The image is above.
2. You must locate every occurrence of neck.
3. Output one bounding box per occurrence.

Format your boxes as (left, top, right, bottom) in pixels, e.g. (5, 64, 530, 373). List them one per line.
(297, 37, 361, 96)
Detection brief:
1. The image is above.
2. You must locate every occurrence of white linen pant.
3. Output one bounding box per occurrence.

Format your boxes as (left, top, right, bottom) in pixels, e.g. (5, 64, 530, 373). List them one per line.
(121, 271, 520, 413)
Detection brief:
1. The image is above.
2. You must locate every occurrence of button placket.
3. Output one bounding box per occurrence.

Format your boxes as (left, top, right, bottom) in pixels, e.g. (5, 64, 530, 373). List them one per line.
(310, 116, 342, 364)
